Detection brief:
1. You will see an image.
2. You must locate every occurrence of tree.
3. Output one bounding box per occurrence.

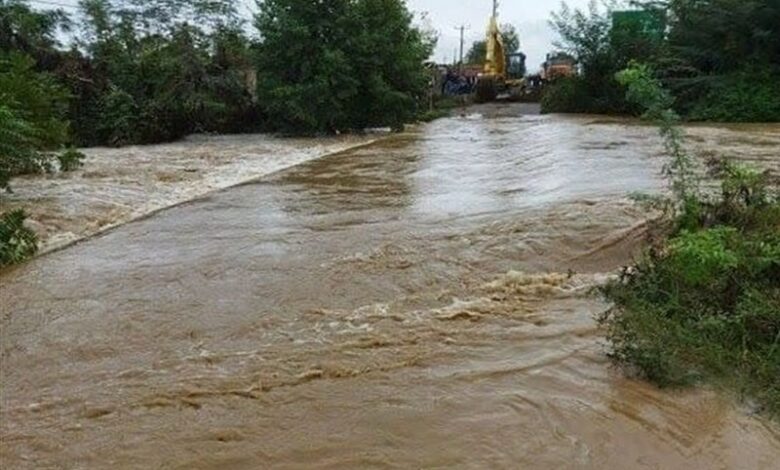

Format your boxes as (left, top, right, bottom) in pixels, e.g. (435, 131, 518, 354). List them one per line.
(82, 0, 243, 36)
(465, 24, 521, 65)
(69, 0, 257, 145)
(254, 0, 434, 133)
(0, 104, 38, 189)
(543, 0, 657, 114)
(663, 0, 780, 74)
(549, 0, 615, 76)
(0, 52, 69, 187)
(465, 40, 486, 65)
(0, 0, 70, 63)
(501, 24, 520, 56)
(645, 0, 780, 121)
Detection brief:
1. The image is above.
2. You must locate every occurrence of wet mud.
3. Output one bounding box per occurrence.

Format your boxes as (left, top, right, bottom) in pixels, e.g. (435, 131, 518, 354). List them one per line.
(2, 105, 779, 468)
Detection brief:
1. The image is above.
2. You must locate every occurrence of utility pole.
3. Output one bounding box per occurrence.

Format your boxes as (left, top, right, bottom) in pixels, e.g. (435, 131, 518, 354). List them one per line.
(454, 24, 470, 72)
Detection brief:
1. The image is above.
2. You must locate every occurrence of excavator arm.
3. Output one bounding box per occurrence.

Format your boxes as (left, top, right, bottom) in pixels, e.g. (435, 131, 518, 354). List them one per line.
(483, 16, 506, 79)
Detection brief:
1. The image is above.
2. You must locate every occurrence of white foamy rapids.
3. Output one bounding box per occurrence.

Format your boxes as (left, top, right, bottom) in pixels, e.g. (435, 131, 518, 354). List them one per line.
(1, 132, 382, 253)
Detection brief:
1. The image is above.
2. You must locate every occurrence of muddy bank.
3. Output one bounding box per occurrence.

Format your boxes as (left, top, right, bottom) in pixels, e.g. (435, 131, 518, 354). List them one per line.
(1, 105, 779, 468)
(0, 133, 380, 254)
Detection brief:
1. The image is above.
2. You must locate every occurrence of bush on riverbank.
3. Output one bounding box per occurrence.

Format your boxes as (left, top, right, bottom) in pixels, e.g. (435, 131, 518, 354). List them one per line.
(686, 68, 780, 123)
(600, 64, 780, 417)
(0, 209, 38, 267)
(0, 51, 70, 189)
(540, 75, 635, 115)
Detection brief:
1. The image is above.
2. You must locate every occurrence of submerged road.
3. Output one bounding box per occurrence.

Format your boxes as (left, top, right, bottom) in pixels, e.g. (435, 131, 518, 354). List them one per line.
(2, 103, 779, 468)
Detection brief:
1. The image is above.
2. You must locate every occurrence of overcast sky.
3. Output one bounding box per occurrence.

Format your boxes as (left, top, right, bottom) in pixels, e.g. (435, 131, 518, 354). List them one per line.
(41, 0, 590, 71)
(407, 0, 593, 70)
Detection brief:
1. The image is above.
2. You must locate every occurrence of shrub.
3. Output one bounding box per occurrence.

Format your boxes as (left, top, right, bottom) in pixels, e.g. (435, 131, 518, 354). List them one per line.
(688, 69, 780, 122)
(0, 209, 38, 267)
(540, 77, 588, 113)
(0, 52, 68, 148)
(0, 51, 69, 189)
(601, 218, 780, 412)
(0, 104, 38, 190)
(602, 62, 780, 417)
(96, 86, 139, 147)
(416, 108, 449, 123)
(57, 148, 85, 172)
(541, 73, 636, 115)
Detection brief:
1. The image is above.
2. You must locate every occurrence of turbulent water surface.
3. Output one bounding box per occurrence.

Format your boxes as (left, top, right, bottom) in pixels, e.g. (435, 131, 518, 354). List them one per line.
(2, 104, 779, 469)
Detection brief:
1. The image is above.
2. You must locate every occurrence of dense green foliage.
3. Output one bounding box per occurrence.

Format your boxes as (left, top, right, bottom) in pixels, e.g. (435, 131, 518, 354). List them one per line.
(544, 0, 780, 121)
(601, 64, 780, 416)
(0, 209, 38, 267)
(255, 0, 434, 133)
(464, 24, 520, 65)
(0, 51, 69, 188)
(57, 148, 86, 172)
(2, 0, 436, 144)
(0, 104, 38, 189)
(685, 68, 780, 122)
(660, 0, 780, 121)
(0, 2, 71, 265)
(69, 0, 258, 145)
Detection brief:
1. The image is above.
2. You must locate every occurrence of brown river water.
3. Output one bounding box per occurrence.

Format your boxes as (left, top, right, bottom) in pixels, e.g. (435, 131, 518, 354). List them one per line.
(2, 103, 779, 469)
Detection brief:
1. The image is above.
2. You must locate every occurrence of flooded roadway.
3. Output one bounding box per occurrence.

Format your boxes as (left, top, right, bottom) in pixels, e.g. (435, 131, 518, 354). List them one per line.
(2, 104, 779, 469)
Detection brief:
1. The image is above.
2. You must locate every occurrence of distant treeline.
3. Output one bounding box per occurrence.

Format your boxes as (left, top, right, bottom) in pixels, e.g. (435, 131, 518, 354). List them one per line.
(0, 0, 434, 154)
(542, 0, 780, 122)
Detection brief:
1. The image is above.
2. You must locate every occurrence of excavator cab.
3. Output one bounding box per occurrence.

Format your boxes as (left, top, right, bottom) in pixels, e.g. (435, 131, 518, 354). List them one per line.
(506, 53, 527, 81)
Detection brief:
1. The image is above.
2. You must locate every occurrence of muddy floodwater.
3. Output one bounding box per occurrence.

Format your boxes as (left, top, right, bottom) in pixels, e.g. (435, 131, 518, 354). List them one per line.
(0, 133, 379, 253)
(2, 104, 779, 469)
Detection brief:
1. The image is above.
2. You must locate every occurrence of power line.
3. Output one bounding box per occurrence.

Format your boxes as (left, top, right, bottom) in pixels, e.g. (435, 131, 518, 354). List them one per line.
(454, 24, 470, 71)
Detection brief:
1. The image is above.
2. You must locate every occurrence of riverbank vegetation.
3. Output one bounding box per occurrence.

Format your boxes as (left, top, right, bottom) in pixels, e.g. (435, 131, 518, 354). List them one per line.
(600, 64, 780, 417)
(543, 0, 780, 122)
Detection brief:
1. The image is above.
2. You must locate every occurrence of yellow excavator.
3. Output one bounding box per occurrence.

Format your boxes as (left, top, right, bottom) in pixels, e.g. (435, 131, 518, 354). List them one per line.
(475, 1, 527, 102)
